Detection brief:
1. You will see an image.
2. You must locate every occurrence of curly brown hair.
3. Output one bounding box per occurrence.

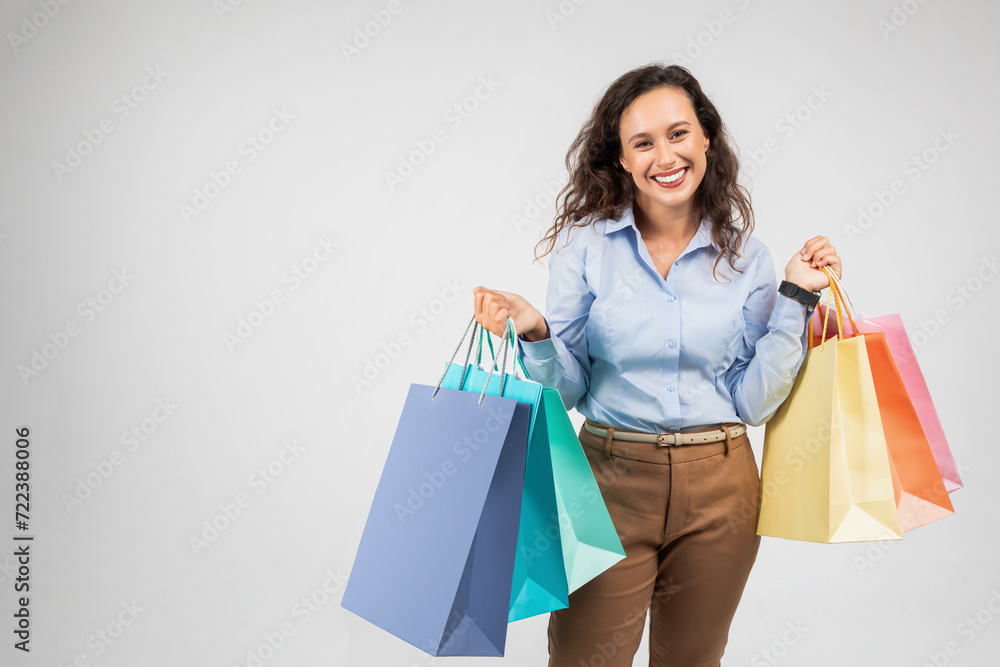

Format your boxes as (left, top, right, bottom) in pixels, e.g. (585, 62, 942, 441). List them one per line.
(535, 63, 754, 282)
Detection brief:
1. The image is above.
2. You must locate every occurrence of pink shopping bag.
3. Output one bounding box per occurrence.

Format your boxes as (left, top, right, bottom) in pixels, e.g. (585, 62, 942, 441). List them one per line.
(864, 313, 962, 493)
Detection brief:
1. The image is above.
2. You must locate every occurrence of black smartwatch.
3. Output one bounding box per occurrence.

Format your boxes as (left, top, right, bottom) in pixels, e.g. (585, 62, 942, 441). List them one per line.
(778, 280, 820, 310)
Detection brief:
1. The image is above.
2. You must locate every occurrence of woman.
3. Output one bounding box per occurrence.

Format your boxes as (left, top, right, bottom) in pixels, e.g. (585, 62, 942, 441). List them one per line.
(473, 64, 841, 666)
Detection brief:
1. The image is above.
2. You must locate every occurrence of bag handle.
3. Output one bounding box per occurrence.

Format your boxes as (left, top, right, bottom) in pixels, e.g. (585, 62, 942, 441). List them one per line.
(478, 318, 532, 381)
(432, 314, 481, 399)
(477, 317, 514, 406)
(807, 273, 844, 351)
(507, 319, 532, 381)
(430, 314, 521, 407)
(806, 266, 858, 351)
(808, 287, 835, 350)
(821, 265, 860, 334)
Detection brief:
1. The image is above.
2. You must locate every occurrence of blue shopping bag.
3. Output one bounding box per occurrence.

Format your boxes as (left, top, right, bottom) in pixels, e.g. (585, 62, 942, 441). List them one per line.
(341, 317, 530, 656)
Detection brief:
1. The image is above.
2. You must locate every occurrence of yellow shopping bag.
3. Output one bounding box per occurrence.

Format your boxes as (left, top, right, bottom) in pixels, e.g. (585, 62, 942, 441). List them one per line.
(756, 273, 902, 544)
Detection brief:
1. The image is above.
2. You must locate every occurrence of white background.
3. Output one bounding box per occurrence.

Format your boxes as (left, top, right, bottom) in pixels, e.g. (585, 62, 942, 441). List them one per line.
(1, 1, 997, 665)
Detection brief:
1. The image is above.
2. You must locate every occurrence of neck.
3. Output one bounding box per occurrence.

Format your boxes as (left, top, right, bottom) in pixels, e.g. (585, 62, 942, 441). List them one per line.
(633, 193, 700, 243)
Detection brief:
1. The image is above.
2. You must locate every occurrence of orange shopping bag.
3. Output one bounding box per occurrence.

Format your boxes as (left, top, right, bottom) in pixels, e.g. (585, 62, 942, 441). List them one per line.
(817, 268, 954, 532)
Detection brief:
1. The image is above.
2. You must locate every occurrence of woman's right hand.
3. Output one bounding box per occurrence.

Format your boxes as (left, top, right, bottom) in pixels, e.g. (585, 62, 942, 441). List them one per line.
(473, 286, 549, 342)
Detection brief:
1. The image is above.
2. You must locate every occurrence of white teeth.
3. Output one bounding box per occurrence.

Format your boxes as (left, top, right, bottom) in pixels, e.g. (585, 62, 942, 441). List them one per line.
(653, 168, 686, 183)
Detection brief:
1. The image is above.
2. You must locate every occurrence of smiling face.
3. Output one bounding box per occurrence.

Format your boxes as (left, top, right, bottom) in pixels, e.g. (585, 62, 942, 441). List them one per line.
(618, 86, 710, 221)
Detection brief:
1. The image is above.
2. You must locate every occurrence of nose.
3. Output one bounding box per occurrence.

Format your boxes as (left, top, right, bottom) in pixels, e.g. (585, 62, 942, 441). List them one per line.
(654, 141, 676, 169)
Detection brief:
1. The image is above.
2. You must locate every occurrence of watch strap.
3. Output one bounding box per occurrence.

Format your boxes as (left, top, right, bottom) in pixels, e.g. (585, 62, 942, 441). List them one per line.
(778, 280, 821, 309)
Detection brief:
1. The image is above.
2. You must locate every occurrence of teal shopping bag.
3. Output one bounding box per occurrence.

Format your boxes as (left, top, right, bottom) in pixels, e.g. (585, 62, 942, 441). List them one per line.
(541, 385, 625, 592)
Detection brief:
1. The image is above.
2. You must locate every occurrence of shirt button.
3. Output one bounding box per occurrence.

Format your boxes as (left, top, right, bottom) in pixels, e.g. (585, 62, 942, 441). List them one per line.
(667, 384, 674, 391)
(667, 295, 676, 302)
(668, 340, 677, 348)
(667, 426, 677, 433)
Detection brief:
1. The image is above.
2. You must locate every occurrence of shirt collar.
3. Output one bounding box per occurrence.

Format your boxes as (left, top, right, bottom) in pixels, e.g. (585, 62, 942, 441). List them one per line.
(605, 202, 720, 253)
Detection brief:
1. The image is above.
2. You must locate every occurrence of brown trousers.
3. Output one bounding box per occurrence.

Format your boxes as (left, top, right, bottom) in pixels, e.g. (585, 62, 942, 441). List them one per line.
(547, 419, 761, 667)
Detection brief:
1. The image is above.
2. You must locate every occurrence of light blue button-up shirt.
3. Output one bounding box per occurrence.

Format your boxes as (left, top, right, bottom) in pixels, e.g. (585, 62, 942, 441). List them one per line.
(516, 202, 812, 432)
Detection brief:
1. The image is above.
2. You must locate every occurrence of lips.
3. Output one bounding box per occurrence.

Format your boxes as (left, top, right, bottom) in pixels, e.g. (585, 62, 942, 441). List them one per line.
(652, 167, 687, 187)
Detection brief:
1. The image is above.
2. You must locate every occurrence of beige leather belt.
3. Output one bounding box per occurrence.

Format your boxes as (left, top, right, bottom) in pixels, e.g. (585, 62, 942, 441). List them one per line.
(583, 418, 746, 447)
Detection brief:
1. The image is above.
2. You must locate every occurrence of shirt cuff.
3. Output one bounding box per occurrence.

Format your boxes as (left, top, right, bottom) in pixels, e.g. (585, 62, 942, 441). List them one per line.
(771, 292, 811, 334)
(517, 332, 557, 362)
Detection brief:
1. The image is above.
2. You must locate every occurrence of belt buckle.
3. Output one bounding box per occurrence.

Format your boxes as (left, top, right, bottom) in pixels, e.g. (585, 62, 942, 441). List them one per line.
(657, 433, 675, 446)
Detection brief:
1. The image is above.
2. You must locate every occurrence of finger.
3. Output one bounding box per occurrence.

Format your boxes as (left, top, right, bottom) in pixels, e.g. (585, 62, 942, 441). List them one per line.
(799, 236, 824, 255)
(822, 254, 843, 278)
(495, 306, 510, 332)
(487, 299, 506, 335)
(800, 236, 829, 260)
(474, 288, 485, 320)
(482, 293, 496, 327)
(814, 249, 838, 267)
(808, 247, 836, 267)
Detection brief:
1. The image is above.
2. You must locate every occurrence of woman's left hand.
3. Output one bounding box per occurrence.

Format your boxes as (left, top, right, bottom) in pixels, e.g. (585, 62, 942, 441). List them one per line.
(784, 235, 842, 292)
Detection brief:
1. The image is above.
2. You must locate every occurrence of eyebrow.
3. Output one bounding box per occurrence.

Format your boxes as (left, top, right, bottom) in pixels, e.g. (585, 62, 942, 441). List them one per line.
(627, 121, 691, 143)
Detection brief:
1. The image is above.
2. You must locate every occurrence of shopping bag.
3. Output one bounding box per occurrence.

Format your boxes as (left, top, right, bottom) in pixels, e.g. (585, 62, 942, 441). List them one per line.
(821, 276, 954, 532)
(757, 274, 902, 543)
(489, 321, 624, 593)
(811, 307, 962, 493)
(340, 316, 531, 656)
(442, 319, 624, 617)
(863, 313, 963, 493)
(542, 383, 626, 591)
(441, 322, 567, 623)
